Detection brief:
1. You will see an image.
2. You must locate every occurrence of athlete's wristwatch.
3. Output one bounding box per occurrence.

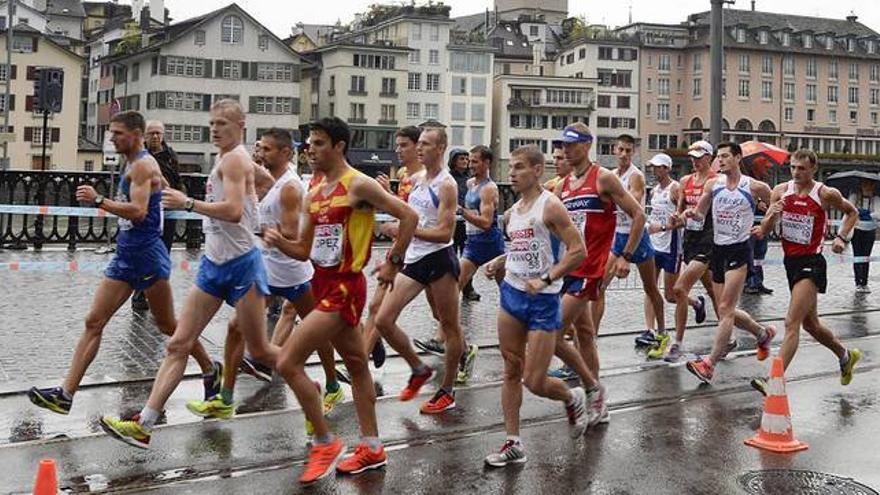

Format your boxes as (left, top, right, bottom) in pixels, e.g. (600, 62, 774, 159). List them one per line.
(184, 197, 195, 212)
(836, 233, 851, 245)
(541, 274, 553, 286)
(387, 252, 404, 267)
(94, 194, 105, 207)
(622, 251, 634, 263)
(660, 225, 667, 232)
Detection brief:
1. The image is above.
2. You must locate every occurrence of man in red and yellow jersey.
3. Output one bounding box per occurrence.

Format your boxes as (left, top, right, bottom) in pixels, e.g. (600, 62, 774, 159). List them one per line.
(264, 117, 418, 485)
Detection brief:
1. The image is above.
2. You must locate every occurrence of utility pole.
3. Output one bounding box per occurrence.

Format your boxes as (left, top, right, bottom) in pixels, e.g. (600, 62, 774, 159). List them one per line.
(709, 0, 729, 146)
(2, 0, 14, 169)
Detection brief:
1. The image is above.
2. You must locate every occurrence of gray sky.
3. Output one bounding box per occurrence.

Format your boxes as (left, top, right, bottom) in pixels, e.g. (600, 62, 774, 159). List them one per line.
(159, 0, 879, 39)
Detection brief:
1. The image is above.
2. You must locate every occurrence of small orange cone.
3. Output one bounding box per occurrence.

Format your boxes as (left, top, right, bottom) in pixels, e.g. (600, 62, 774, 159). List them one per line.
(745, 357, 808, 453)
(33, 458, 58, 495)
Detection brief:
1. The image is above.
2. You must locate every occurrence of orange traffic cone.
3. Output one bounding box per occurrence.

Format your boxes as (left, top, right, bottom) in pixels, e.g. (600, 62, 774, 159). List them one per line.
(745, 357, 808, 453)
(33, 458, 58, 495)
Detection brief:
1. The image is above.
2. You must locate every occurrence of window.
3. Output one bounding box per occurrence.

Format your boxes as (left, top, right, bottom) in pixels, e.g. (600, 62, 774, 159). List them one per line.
(873, 112, 878, 125)
(829, 60, 839, 79)
(739, 54, 750, 73)
(850, 110, 858, 123)
(693, 54, 702, 72)
(329, 103, 334, 116)
(738, 79, 750, 98)
(409, 50, 420, 64)
(677, 54, 683, 68)
(782, 32, 791, 46)
(599, 47, 613, 60)
(257, 63, 294, 82)
(424, 103, 438, 119)
(848, 38, 856, 52)
(471, 127, 484, 145)
(411, 23, 421, 41)
(658, 78, 670, 96)
(647, 78, 652, 91)
(872, 89, 879, 106)
(693, 78, 702, 98)
(677, 79, 682, 93)
(252, 96, 295, 114)
(617, 96, 630, 109)
(849, 63, 859, 81)
(471, 103, 485, 122)
(430, 24, 439, 41)
(167, 56, 206, 77)
(869, 41, 876, 54)
(828, 85, 839, 103)
(450, 52, 490, 73)
(353, 54, 395, 70)
(597, 95, 611, 108)
(452, 76, 466, 95)
(408, 73, 421, 91)
(657, 103, 670, 121)
(551, 116, 569, 129)
(12, 35, 34, 52)
(761, 55, 773, 75)
(471, 77, 486, 96)
(429, 49, 439, 65)
(546, 89, 585, 105)
(195, 29, 205, 45)
(579, 48, 586, 60)
(380, 104, 395, 122)
(597, 69, 632, 88)
(829, 109, 837, 123)
(221, 15, 243, 44)
(132, 62, 139, 82)
(806, 84, 817, 103)
(426, 73, 440, 91)
(736, 28, 746, 43)
(350, 75, 366, 94)
(658, 54, 670, 71)
(872, 65, 880, 82)
(759, 31, 768, 44)
(676, 104, 682, 118)
(381, 77, 397, 96)
(0, 94, 8, 112)
(349, 103, 365, 121)
(826, 36, 834, 50)
(451, 102, 466, 121)
(0, 64, 10, 82)
(783, 56, 795, 77)
(258, 35, 269, 51)
(646, 102, 651, 117)
(165, 125, 209, 143)
(806, 58, 817, 78)
(761, 81, 772, 100)
(529, 25, 539, 37)
(849, 87, 859, 105)
(803, 34, 813, 49)
(164, 91, 210, 111)
(784, 107, 794, 122)
(407, 102, 420, 118)
(451, 126, 464, 146)
(807, 108, 815, 122)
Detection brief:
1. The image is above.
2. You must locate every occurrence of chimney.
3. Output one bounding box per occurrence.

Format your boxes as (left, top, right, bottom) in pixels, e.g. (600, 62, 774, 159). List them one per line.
(846, 12, 858, 23)
(751, 0, 755, 11)
(150, 0, 165, 25)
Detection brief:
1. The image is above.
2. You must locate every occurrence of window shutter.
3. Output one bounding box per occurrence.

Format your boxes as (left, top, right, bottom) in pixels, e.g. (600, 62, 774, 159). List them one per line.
(215, 60, 223, 78)
(26, 65, 35, 80)
(146, 92, 153, 109)
(8, 94, 13, 110)
(203, 59, 212, 78)
(151, 56, 158, 75)
(202, 94, 211, 110)
(25, 95, 34, 111)
(32, 37, 38, 52)
(292, 64, 301, 82)
(240, 61, 248, 79)
(157, 92, 166, 109)
(250, 62, 258, 80)
(10, 65, 16, 79)
(159, 56, 167, 75)
(248, 96, 256, 113)
(51, 128, 60, 142)
(24, 127, 33, 142)
(201, 127, 210, 143)
(291, 98, 300, 115)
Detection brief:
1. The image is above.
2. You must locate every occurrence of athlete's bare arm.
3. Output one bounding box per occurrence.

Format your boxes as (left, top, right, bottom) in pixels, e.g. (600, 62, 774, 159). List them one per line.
(669, 175, 691, 228)
(163, 152, 250, 222)
(751, 179, 773, 209)
(413, 179, 457, 244)
(460, 182, 498, 230)
(821, 186, 859, 253)
(599, 169, 646, 255)
(263, 190, 314, 261)
(252, 162, 275, 200)
(755, 184, 786, 238)
(540, 196, 587, 285)
(628, 170, 647, 206)
(485, 208, 513, 278)
(76, 157, 156, 222)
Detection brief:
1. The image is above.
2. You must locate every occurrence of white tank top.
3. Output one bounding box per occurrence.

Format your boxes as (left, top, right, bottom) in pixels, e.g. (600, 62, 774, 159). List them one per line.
(711, 175, 755, 246)
(649, 180, 678, 253)
(404, 169, 456, 264)
(615, 165, 645, 234)
(204, 145, 261, 264)
(258, 168, 314, 287)
(504, 190, 562, 294)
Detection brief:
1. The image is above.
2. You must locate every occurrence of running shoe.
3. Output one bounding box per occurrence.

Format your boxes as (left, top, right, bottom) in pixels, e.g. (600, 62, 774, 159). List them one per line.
(686, 356, 714, 383)
(694, 295, 707, 324)
(239, 355, 272, 382)
(100, 415, 151, 449)
(203, 361, 223, 400)
(420, 389, 455, 414)
(565, 386, 589, 438)
(663, 343, 683, 363)
(371, 339, 387, 369)
(337, 443, 388, 474)
(27, 386, 71, 415)
(335, 366, 352, 385)
(547, 366, 577, 380)
(586, 384, 608, 426)
(186, 395, 234, 419)
(456, 344, 479, 385)
(755, 325, 776, 361)
(413, 338, 445, 356)
(841, 348, 862, 386)
(399, 367, 433, 401)
(485, 440, 527, 467)
(323, 386, 345, 415)
(719, 339, 739, 360)
(750, 377, 768, 396)
(299, 437, 344, 485)
(646, 333, 671, 360)
(634, 330, 657, 347)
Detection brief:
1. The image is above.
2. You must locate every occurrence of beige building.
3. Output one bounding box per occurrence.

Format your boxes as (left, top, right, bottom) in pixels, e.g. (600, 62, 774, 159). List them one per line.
(627, 10, 880, 159)
(0, 27, 83, 171)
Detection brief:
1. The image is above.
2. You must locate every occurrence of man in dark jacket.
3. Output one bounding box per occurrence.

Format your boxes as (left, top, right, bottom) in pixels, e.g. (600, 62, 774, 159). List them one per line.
(132, 120, 181, 310)
(448, 148, 479, 300)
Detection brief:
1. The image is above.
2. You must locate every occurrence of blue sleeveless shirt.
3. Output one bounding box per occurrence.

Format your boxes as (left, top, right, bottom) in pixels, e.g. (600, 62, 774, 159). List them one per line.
(116, 149, 163, 249)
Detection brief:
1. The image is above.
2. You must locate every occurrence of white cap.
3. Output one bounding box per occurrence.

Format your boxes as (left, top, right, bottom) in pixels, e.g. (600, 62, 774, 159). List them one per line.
(687, 140, 714, 158)
(648, 153, 672, 168)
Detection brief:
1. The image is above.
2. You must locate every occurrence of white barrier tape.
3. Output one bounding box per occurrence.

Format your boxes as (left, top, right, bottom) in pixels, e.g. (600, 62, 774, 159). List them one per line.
(753, 254, 880, 266)
(760, 412, 793, 435)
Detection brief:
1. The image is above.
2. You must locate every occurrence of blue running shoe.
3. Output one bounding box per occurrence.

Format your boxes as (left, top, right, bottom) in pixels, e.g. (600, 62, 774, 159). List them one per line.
(694, 295, 707, 324)
(547, 366, 577, 380)
(371, 339, 387, 369)
(634, 330, 657, 347)
(203, 361, 223, 400)
(28, 386, 71, 415)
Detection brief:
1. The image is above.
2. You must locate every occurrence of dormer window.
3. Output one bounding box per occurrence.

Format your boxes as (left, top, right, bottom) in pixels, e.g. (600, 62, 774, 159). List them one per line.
(826, 36, 834, 50)
(736, 28, 746, 43)
(759, 31, 768, 44)
(848, 38, 856, 52)
(803, 34, 813, 48)
(868, 40, 876, 54)
(782, 32, 790, 46)
(221, 15, 243, 44)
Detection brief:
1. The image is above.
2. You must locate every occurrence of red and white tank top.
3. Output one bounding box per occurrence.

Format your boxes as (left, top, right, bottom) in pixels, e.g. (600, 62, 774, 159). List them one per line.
(781, 180, 826, 257)
(681, 172, 716, 232)
(559, 165, 616, 279)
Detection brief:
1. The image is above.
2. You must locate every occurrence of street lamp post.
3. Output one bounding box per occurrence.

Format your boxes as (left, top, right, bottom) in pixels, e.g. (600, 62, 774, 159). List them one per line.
(709, 0, 733, 145)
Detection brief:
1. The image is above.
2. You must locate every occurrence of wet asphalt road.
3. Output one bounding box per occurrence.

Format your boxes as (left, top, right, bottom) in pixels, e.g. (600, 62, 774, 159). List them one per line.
(1, 245, 879, 493)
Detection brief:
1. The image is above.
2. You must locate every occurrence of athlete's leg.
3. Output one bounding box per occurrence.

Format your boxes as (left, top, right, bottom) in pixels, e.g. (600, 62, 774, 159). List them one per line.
(699, 270, 720, 317)
(553, 294, 598, 387)
(498, 310, 527, 436)
(644, 264, 663, 330)
(62, 278, 133, 395)
(458, 258, 479, 292)
(575, 306, 600, 379)
(224, 315, 243, 392)
(144, 279, 214, 374)
(287, 292, 338, 387)
(591, 255, 617, 332)
(801, 303, 847, 362)
(523, 330, 573, 402)
(707, 266, 747, 364)
(427, 273, 463, 390)
(330, 322, 378, 437)
(270, 300, 297, 346)
(672, 261, 707, 343)
(638, 259, 665, 332)
(778, 279, 815, 369)
(362, 285, 388, 353)
(374, 274, 428, 370)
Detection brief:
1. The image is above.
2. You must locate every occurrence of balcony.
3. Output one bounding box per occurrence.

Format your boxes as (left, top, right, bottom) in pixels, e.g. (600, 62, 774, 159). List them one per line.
(348, 90, 368, 96)
(378, 119, 398, 126)
(507, 97, 594, 110)
(379, 92, 398, 98)
(349, 118, 367, 124)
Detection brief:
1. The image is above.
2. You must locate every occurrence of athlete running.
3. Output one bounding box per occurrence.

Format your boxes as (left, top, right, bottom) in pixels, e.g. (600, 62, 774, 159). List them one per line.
(684, 141, 776, 383)
(483, 145, 592, 468)
(99, 100, 280, 447)
(749, 149, 862, 394)
(28, 111, 220, 415)
(544, 143, 572, 192)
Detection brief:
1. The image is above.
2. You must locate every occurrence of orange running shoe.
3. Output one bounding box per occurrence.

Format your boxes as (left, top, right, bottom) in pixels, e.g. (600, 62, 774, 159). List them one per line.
(755, 325, 776, 361)
(399, 367, 433, 401)
(299, 437, 344, 485)
(419, 389, 455, 414)
(686, 356, 714, 383)
(337, 443, 387, 474)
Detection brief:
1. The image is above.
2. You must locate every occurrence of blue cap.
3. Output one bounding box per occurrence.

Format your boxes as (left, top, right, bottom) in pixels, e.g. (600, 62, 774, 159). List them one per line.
(559, 126, 593, 144)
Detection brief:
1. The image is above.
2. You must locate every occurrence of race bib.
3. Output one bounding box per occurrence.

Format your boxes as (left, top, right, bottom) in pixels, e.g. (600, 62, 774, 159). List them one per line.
(685, 217, 705, 231)
(311, 223, 344, 267)
(506, 229, 547, 280)
(781, 211, 814, 245)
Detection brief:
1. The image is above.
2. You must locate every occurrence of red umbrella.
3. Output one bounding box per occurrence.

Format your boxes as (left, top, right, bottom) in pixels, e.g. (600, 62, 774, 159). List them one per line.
(740, 140, 789, 167)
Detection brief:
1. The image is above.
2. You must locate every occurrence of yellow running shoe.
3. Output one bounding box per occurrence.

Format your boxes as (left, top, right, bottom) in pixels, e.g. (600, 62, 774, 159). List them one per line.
(100, 415, 151, 449)
(841, 348, 862, 386)
(186, 395, 234, 419)
(323, 387, 344, 415)
(647, 333, 671, 360)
